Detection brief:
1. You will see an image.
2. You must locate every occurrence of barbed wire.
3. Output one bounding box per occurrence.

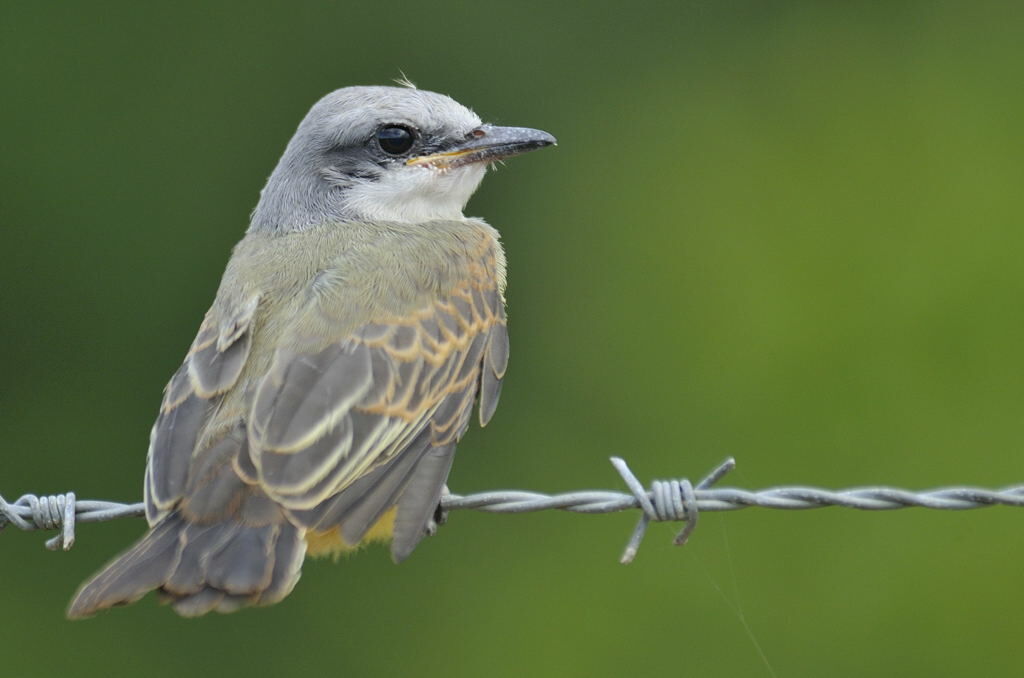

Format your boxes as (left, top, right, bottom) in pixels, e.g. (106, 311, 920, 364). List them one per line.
(3, 457, 1023, 563)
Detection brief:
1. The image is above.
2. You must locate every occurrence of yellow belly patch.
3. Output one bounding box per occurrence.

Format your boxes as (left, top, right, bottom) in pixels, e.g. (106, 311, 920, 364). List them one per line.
(304, 507, 397, 559)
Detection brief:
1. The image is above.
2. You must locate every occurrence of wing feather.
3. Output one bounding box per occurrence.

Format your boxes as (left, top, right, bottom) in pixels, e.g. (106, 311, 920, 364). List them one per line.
(144, 295, 259, 524)
(253, 341, 374, 453)
(391, 443, 456, 561)
(251, 277, 508, 538)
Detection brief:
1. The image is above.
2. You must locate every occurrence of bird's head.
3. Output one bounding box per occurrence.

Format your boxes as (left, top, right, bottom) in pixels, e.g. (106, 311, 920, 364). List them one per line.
(249, 85, 555, 232)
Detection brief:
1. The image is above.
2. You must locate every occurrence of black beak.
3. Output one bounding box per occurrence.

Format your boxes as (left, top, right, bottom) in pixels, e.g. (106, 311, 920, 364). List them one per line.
(407, 125, 556, 169)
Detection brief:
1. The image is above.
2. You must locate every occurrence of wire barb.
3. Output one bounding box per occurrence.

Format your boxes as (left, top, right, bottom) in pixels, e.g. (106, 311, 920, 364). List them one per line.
(4, 457, 1024, 563)
(0, 494, 145, 551)
(612, 456, 737, 563)
(0, 493, 80, 551)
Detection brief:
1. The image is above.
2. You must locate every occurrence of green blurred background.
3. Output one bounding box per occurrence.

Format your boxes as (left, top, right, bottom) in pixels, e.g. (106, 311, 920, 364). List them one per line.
(2, 1, 1023, 676)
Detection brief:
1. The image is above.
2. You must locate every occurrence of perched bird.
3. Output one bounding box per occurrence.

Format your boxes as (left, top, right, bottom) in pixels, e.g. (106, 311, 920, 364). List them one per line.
(67, 85, 555, 618)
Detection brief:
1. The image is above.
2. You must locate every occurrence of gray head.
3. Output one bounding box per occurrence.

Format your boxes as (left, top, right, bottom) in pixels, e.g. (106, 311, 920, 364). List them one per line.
(249, 86, 555, 232)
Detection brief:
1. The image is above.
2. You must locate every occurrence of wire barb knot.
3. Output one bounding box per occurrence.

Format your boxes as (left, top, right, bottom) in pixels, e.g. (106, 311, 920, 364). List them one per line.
(611, 456, 736, 564)
(0, 493, 77, 551)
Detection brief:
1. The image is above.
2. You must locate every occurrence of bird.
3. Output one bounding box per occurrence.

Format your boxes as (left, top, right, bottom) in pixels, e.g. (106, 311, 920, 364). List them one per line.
(67, 84, 555, 618)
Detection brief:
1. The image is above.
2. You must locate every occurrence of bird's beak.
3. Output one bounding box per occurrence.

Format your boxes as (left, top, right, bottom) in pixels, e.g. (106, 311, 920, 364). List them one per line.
(407, 125, 556, 169)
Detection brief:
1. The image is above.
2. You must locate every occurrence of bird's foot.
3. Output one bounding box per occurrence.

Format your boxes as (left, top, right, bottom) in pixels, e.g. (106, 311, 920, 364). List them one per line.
(426, 485, 451, 536)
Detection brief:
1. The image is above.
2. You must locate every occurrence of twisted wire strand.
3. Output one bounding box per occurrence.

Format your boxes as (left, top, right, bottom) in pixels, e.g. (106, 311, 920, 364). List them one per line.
(3, 457, 1023, 562)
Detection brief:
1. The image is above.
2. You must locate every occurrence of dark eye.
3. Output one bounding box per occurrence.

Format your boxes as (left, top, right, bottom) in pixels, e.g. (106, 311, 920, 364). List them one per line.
(376, 125, 415, 155)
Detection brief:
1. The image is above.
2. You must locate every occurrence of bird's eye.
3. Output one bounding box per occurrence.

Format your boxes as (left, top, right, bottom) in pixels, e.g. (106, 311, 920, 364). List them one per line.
(376, 125, 415, 155)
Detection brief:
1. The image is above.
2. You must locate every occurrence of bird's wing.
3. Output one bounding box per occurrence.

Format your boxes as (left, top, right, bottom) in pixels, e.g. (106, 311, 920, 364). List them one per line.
(144, 294, 261, 524)
(246, 276, 508, 552)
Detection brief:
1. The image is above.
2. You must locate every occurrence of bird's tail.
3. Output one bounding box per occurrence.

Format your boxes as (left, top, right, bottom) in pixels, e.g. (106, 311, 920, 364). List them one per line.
(66, 510, 306, 619)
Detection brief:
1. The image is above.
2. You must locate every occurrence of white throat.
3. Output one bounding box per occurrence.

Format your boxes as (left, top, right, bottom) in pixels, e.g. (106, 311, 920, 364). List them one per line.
(339, 164, 488, 223)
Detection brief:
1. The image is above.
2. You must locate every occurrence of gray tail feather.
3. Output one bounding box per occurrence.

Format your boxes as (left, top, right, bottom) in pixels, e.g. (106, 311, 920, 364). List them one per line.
(67, 512, 306, 619)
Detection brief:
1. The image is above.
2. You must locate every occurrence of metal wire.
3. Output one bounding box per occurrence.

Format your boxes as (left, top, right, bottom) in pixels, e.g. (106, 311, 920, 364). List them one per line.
(3, 457, 1023, 562)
